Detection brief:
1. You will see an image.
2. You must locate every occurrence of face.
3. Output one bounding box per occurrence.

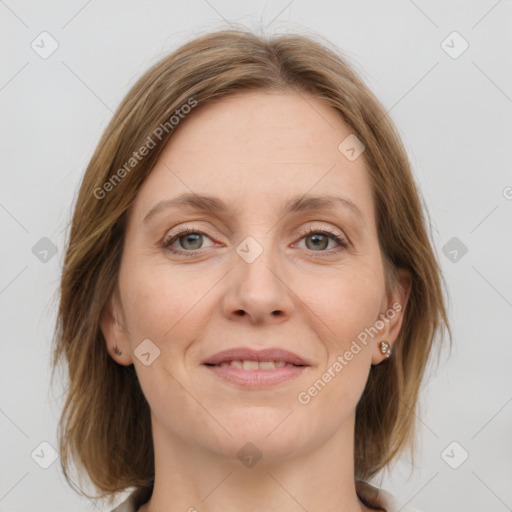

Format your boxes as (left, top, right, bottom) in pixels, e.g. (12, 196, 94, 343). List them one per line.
(101, 90, 410, 461)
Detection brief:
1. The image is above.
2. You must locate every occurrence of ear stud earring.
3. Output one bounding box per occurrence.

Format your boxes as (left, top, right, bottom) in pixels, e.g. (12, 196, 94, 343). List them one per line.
(379, 340, 391, 358)
(113, 345, 122, 355)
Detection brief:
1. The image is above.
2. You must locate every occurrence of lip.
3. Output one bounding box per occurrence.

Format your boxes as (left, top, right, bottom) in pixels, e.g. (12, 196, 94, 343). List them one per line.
(201, 347, 310, 389)
(204, 364, 308, 388)
(201, 347, 310, 366)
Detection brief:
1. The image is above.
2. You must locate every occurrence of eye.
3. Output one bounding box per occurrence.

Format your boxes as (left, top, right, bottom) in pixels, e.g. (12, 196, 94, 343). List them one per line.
(162, 224, 349, 257)
(294, 225, 348, 255)
(162, 226, 215, 255)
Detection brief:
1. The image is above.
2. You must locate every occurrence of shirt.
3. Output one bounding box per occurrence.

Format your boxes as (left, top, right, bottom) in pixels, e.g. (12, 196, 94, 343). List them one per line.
(110, 480, 421, 512)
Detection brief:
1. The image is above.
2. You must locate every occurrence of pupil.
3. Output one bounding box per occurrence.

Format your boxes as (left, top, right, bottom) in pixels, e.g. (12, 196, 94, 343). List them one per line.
(307, 234, 327, 250)
(183, 233, 202, 250)
(179, 233, 329, 251)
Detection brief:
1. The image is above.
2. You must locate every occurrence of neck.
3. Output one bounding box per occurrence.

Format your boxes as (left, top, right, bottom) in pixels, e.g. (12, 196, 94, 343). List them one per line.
(139, 412, 372, 512)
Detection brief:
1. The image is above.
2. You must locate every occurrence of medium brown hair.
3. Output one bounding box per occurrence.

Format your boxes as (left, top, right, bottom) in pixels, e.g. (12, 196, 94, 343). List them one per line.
(52, 26, 452, 506)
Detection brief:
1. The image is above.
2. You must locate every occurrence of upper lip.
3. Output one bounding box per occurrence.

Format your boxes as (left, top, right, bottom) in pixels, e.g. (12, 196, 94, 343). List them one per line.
(201, 347, 310, 366)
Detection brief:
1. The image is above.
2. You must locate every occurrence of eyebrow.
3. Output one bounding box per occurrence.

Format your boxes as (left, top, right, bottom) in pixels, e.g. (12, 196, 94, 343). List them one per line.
(143, 192, 365, 225)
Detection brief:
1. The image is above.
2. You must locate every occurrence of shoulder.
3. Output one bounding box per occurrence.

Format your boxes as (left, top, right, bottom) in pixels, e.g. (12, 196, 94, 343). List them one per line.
(110, 486, 152, 512)
(110, 494, 136, 512)
(356, 480, 422, 512)
(111, 482, 420, 512)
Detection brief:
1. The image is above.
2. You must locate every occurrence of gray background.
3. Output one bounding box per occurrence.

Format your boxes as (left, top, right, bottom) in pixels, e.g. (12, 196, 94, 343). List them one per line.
(1, 1, 511, 511)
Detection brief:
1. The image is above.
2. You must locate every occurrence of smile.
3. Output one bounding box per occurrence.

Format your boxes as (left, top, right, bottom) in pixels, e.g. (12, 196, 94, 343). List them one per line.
(201, 346, 311, 388)
(208, 360, 299, 370)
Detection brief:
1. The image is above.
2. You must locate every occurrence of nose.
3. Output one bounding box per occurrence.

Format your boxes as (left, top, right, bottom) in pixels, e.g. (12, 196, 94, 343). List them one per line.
(222, 241, 294, 324)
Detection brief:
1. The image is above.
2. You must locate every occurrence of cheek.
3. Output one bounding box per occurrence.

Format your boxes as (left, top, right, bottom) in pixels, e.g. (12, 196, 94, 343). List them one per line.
(313, 266, 384, 396)
(118, 262, 215, 427)
(296, 275, 380, 421)
(309, 265, 384, 347)
(119, 259, 213, 343)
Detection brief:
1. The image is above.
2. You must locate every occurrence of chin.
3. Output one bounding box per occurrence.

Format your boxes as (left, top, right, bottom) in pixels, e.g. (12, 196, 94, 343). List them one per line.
(206, 409, 311, 461)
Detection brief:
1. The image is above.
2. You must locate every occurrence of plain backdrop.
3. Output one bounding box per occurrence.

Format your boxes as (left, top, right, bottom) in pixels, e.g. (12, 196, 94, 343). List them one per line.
(1, 1, 511, 511)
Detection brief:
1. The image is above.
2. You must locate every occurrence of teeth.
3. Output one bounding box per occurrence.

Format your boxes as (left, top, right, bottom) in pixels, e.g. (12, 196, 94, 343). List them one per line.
(242, 360, 259, 370)
(218, 360, 296, 370)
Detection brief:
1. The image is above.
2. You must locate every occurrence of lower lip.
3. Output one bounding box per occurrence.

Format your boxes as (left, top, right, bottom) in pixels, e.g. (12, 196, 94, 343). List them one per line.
(203, 364, 308, 388)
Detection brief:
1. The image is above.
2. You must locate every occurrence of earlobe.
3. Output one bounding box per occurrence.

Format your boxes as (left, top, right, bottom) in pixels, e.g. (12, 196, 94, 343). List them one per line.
(378, 340, 392, 359)
(100, 293, 133, 366)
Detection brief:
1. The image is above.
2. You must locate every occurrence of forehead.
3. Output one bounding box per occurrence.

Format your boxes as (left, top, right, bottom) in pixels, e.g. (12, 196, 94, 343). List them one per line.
(130, 89, 375, 227)
(167, 89, 354, 159)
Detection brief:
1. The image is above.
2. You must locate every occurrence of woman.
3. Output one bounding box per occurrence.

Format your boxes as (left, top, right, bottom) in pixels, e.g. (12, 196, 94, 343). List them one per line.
(52, 28, 451, 512)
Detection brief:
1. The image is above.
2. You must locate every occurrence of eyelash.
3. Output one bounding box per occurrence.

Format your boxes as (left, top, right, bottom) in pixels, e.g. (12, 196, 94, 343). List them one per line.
(162, 225, 348, 257)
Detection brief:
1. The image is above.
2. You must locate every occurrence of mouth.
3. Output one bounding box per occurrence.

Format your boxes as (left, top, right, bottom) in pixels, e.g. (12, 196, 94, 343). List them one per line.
(205, 360, 302, 370)
(201, 347, 310, 388)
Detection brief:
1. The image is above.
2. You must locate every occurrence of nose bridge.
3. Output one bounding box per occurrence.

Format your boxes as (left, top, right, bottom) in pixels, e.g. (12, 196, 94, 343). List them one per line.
(225, 229, 293, 321)
(236, 231, 282, 292)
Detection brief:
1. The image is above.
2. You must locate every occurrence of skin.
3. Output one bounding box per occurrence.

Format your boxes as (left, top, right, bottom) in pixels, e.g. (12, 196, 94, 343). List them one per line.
(101, 89, 411, 512)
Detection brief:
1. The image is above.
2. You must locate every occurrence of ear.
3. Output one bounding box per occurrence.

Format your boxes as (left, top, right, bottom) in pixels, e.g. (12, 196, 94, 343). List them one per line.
(371, 267, 412, 365)
(100, 288, 133, 366)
